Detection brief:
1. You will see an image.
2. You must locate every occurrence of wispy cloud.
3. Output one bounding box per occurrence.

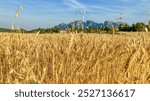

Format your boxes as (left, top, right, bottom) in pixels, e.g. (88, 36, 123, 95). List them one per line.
(63, 0, 86, 9)
(88, 5, 120, 13)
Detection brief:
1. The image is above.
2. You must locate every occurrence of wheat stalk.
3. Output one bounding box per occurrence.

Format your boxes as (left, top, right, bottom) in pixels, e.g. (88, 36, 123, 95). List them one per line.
(11, 4, 23, 32)
(11, 24, 15, 30)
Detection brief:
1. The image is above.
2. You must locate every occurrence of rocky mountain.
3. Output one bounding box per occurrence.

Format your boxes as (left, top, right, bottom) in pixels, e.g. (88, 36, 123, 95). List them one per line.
(56, 20, 122, 30)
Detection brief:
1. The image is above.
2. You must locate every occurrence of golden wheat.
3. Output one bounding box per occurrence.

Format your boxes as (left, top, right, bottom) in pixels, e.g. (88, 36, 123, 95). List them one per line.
(0, 32, 150, 84)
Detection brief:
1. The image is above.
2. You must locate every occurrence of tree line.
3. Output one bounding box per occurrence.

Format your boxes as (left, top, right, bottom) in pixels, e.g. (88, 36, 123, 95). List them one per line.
(118, 22, 149, 32)
(67, 22, 150, 34)
(1, 22, 149, 34)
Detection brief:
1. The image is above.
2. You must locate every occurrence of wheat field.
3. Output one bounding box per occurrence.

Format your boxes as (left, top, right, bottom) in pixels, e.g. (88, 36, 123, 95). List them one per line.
(0, 32, 150, 84)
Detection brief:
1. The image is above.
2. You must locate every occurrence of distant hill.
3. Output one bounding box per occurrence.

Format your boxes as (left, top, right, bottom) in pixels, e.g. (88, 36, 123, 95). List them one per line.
(0, 28, 28, 33)
(0, 28, 11, 32)
(56, 20, 122, 30)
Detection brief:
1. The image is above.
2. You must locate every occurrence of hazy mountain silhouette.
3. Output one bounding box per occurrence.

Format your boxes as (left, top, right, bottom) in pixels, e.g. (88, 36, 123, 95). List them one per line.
(57, 20, 122, 30)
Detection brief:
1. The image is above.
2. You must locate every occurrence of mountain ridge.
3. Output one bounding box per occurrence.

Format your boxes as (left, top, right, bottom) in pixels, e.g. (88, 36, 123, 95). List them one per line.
(56, 20, 122, 30)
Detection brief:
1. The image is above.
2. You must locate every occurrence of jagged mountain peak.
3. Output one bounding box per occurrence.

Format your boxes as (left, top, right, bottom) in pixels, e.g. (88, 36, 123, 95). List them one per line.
(56, 20, 121, 30)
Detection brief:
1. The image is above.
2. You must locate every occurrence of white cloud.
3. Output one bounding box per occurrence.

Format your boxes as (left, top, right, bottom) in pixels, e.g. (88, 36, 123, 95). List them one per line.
(63, 0, 86, 9)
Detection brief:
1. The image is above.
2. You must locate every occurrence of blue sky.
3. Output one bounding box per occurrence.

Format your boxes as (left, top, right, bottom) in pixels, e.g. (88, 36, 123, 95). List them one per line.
(0, 0, 150, 30)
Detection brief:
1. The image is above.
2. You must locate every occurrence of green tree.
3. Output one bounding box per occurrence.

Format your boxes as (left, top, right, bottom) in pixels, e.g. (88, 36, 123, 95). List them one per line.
(131, 23, 136, 31)
(148, 20, 150, 31)
(119, 23, 131, 31)
(77, 27, 82, 33)
(105, 27, 112, 34)
(131, 22, 145, 31)
(52, 26, 60, 33)
(87, 25, 93, 33)
(136, 22, 145, 31)
(68, 22, 74, 32)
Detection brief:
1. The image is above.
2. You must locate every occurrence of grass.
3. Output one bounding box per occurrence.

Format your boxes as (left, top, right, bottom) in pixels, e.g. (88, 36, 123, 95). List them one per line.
(0, 32, 150, 84)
